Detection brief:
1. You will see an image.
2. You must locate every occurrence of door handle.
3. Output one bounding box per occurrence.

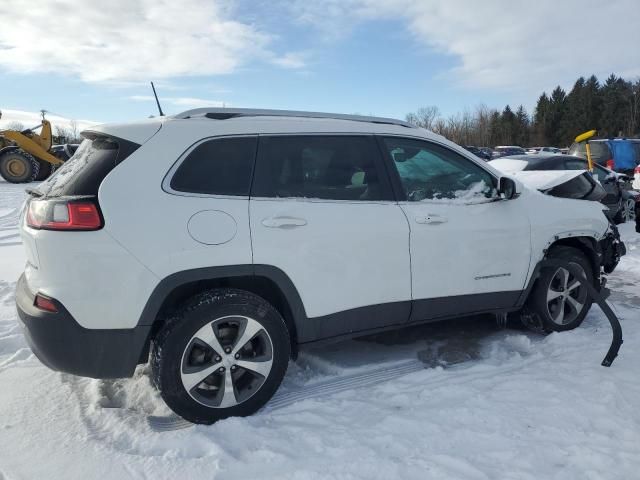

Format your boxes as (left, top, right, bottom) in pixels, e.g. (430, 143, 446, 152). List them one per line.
(415, 214, 447, 225)
(261, 216, 308, 228)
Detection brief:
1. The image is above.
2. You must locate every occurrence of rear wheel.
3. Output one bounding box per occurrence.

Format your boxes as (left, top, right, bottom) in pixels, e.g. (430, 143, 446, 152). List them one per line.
(151, 289, 290, 424)
(0, 150, 40, 183)
(525, 246, 594, 333)
(34, 160, 54, 181)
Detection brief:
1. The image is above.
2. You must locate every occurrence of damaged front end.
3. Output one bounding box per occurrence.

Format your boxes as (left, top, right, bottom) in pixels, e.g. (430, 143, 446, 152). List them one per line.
(514, 169, 607, 202)
(599, 215, 626, 274)
(514, 169, 626, 274)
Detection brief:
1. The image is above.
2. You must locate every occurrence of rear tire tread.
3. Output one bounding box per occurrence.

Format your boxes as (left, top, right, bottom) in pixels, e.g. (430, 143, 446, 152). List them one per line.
(150, 288, 290, 424)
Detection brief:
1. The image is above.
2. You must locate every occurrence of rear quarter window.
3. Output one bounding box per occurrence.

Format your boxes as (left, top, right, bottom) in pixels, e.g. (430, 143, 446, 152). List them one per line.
(34, 135, 139, 198)
(169, 136, 257, 196)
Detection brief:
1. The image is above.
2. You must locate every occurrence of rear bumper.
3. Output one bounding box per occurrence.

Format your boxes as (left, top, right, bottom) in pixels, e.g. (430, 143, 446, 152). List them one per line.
(15, 274, 151, 379)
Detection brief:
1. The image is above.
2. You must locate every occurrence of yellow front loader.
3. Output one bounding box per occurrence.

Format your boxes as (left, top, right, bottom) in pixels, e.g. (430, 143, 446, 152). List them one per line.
(0, 111, 64, 183)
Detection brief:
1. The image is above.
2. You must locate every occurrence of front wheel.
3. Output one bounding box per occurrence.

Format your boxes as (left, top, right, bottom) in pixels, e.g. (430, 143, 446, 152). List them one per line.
(525, 246, 594, 333)
(151, 289, 290, 424)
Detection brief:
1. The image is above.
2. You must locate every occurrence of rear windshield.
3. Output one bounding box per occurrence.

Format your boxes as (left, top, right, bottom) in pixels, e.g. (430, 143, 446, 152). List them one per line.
(34, 135, 139, 197)
(568, 141, 611, 163)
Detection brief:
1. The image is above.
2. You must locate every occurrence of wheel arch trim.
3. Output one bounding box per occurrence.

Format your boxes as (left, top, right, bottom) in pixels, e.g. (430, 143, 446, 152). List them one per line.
(137, 264, 308, 342)
(516, 235, 601, 308)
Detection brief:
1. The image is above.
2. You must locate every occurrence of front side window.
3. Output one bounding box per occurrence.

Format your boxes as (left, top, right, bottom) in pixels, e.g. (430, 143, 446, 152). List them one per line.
(252, 135, 390, 201)
(170, 136, 257, 195)
(383, 137, 497, 202)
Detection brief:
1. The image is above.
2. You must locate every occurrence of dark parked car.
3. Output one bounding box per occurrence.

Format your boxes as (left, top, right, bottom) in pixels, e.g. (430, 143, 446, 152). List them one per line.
(490, 154, 631, 223)
(568, 138, 640, 175)
(50, 144, 80, 162)
(463, 145, 492, 160)
(492, 146, 527, 159)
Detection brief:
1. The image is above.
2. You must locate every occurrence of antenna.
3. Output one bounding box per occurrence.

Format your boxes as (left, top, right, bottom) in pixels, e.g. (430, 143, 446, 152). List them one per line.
(150, 82, 164, 117)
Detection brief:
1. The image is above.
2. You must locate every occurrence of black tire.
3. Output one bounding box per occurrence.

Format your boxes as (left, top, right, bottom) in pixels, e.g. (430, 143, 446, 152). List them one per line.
(151, 288, 290, 424)
(34, 160, 54, 181)
(525, 246, 594, 333)
(0, 150, 40, 183)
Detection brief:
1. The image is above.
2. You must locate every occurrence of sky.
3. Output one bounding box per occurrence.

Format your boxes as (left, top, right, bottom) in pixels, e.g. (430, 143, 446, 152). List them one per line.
(0, 0, 638, 126)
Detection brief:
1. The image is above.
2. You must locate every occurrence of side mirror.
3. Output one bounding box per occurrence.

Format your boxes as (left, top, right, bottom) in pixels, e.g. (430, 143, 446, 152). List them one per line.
(498, 177, 519, 199)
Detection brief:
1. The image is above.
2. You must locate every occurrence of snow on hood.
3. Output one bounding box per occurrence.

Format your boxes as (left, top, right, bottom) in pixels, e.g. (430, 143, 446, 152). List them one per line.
(489, 158, 529, 173)
(509, 170, 587, 191)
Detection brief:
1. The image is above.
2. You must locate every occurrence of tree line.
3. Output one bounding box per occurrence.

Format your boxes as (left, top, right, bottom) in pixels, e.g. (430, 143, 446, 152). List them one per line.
(405, 74, 640, 148)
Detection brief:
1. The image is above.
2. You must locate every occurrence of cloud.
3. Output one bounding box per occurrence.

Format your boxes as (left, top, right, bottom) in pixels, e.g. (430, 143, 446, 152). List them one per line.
(0, 109, 98, 132)
(0, 0, 303, 83)
(287, 0, 640, 94)
(271, 52, 307, 69)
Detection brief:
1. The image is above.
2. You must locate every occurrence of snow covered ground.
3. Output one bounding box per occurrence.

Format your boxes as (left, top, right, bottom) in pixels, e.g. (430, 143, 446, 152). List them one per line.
(0, 179, 639, 479)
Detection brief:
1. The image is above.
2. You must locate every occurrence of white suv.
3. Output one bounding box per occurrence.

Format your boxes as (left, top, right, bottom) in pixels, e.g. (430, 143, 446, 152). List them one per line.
(16, 109, 625, 424)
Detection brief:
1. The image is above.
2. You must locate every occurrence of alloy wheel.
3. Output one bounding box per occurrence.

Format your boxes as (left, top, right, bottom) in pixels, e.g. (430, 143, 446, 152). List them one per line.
(546, 265, 588, 326)
(180, 315, 274, 408)
(622, 198, 636, 223)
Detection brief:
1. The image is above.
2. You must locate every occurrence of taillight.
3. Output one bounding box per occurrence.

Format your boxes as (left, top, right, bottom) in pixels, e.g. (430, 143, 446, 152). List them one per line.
(606, 159, 615, 170)
(26, 199, 103, 231)
(634, 165, 640, 174)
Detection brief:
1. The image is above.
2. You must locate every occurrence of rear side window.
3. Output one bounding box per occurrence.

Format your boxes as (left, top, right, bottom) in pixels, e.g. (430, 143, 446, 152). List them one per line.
(170, 136, 257, 196)
(252, 135, 392, 201)
(34, 135, 139, 198)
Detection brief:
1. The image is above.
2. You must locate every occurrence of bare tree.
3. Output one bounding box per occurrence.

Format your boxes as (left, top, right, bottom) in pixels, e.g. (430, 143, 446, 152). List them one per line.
(55, 125, 72, 143)
(68, 120, 80, 142)
(405, 106, 440, 130)
(4, 121, 25, 131)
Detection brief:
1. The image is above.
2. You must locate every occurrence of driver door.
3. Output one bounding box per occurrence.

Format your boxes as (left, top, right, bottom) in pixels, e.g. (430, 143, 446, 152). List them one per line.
(379, 136, 532, 322)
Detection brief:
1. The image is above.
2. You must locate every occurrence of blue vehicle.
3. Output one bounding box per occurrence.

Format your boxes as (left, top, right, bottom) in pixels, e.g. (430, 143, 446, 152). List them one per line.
(569, 138, 640, 174)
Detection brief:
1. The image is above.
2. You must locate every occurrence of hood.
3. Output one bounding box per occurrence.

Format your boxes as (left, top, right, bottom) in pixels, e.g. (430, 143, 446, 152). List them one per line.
(510, 170, 606, 202)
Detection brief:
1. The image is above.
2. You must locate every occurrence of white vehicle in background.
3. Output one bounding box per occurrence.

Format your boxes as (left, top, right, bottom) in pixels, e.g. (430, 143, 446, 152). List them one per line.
(16, 108, 625, 424)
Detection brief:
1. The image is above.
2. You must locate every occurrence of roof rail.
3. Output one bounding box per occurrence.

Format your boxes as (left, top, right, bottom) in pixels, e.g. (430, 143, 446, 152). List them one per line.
(173, 108, 415, 128)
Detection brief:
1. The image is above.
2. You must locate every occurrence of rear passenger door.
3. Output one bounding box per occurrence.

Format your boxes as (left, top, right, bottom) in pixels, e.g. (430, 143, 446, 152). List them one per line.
(249, 135, 411, 342)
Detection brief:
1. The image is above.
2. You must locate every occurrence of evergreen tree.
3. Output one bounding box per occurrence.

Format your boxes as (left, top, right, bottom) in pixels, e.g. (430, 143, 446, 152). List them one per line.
(501, 105, 516, 144)
(546, 86, 566, 146)
(601, 74, 632, 137)
(488, 110, 502, 146)
(561, 77, 588, 144)
(514, 105, 530, 146)
(584, 75, 602, 131)
(533, 93, 550, 145)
